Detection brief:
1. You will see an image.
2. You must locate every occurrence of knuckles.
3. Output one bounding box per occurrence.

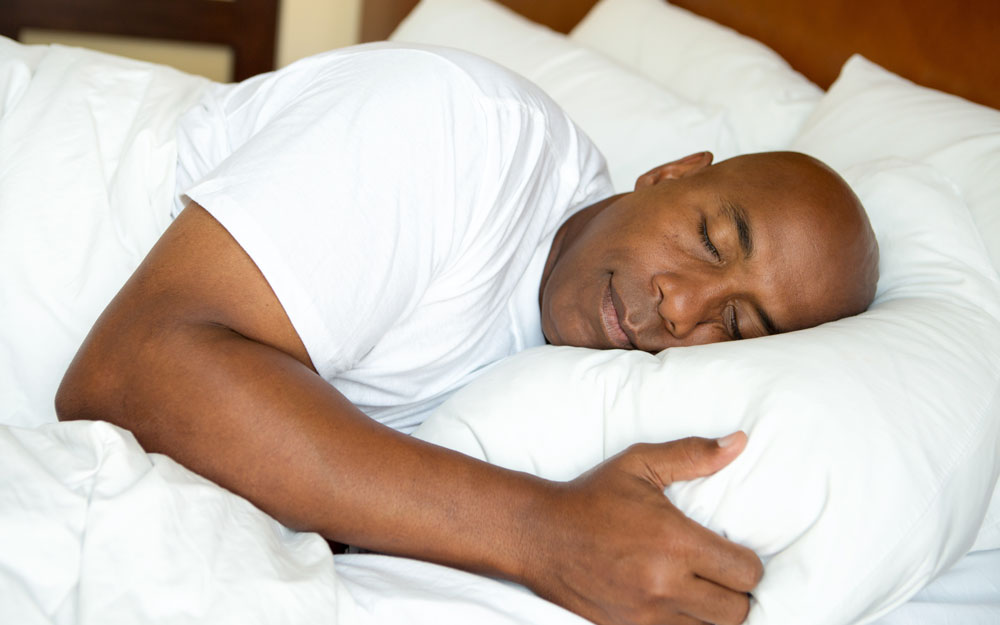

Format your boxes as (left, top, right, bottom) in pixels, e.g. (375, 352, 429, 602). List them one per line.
(634, 559, 684, 602)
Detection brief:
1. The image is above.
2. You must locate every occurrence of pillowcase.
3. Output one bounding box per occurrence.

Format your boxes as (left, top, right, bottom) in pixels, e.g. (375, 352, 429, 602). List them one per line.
(790, 52, 1000, 557)
(793, 54, 1000, 273)
(570, 0, 822, 151)
(416, 158, 1000, 625)
(390, 0, 739, 192)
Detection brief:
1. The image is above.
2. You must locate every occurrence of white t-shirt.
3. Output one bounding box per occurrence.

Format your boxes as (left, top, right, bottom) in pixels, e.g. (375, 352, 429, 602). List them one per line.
(174, 43, 612, 432)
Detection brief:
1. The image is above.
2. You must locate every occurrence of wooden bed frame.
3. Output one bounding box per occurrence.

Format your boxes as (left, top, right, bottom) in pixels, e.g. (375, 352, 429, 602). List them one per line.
(362, 0, 1000, 111)
(0, 0, 279, 81)
(1, 0, 996, 110)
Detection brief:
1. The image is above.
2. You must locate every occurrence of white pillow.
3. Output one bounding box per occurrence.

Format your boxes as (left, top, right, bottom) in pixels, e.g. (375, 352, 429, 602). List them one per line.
(790, 52, 1000, 558)
(793, 54, 1000, 273)
(570, 0, 822, 151)
(390, 0, 739, 192)
(416, 159, 1000, 624)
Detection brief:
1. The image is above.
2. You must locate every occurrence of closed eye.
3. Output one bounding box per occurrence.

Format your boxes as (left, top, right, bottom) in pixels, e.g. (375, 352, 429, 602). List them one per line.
(699, 217, 721, 261)
(726, 306, 743, 340)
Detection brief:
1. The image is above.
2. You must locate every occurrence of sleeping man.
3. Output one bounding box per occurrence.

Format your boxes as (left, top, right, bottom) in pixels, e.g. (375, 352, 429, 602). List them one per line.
(55, 44, 878, 625)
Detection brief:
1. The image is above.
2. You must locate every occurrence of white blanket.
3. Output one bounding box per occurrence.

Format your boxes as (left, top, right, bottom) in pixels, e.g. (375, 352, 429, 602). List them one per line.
(0, 38, 207, 427)
(0, 420, 588, 625)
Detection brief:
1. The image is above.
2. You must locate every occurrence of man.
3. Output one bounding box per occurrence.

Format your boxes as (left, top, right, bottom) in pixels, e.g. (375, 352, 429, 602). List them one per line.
(56, 44, 878, 625)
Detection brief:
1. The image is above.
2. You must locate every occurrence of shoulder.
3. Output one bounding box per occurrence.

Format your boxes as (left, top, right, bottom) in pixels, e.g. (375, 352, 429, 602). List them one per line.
(283, 43, 565, 121)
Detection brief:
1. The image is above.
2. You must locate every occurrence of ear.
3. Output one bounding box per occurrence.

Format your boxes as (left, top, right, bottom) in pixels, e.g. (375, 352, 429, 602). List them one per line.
(634, 151, 714, 190)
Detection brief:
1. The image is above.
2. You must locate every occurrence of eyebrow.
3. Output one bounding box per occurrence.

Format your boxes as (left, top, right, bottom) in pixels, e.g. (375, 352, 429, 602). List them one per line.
(721, 198, 779, 335)
(721, 198, 754, 259)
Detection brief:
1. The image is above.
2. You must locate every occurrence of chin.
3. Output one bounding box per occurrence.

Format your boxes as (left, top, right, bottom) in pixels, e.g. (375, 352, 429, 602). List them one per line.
(543, 319, 585, 348)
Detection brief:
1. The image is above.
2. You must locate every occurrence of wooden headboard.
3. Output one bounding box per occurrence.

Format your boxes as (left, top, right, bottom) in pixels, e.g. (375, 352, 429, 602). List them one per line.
(361, 0, 1000, 111)
(0, 0, 279, 81)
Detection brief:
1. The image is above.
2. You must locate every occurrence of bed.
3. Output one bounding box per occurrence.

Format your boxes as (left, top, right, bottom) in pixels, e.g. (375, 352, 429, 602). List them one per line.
(0, 0, 279, 81)
(1, 1, 999, 624)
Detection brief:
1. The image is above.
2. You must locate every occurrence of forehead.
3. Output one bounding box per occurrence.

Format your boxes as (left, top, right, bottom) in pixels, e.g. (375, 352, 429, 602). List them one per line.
(706, 156, 834, 213)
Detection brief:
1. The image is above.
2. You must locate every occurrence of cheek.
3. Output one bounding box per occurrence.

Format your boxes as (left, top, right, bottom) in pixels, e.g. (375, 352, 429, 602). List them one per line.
(677, 323, 731, 348)
(541, 264, 597, 345)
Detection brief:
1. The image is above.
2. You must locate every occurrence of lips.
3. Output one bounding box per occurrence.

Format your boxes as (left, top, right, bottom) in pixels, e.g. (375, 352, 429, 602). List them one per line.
(601, 278, 633, 349)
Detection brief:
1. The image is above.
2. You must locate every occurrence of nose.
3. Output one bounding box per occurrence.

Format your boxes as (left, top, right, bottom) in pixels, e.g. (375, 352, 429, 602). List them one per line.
(653, 272, 718, 339)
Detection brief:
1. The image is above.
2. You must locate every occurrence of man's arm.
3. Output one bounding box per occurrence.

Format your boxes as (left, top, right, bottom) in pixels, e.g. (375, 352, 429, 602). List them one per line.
(56, 203, 762, 625)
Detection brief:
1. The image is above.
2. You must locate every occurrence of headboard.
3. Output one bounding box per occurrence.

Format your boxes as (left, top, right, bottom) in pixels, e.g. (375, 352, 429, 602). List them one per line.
(0, 0, 279, 81)
(361, 0, 1000, 111)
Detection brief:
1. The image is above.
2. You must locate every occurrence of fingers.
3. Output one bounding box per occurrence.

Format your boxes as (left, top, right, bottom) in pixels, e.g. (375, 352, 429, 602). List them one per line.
(622, 432, 747, 488)
(526, 433, 760, 625)
(615, 433, 763, 597)
(678, 575, 754, 625)
(610, 431, 762, 594)
(688, 521, 764, 594)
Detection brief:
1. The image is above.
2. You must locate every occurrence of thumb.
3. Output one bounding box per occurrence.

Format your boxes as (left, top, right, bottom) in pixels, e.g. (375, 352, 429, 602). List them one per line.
(633, 431, 747, 488)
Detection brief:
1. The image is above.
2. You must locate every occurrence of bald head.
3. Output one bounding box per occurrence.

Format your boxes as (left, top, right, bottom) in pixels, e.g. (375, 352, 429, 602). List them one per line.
(540, 150, 881, 352)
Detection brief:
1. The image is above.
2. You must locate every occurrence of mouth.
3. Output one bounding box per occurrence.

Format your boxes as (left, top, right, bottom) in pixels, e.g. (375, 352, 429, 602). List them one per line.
(601, 277, 634, 349)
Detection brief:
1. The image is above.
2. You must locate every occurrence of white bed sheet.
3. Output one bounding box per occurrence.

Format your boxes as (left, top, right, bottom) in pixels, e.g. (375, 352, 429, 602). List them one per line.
(871, 550, 1000, 625)
(1, 36, 998, 625)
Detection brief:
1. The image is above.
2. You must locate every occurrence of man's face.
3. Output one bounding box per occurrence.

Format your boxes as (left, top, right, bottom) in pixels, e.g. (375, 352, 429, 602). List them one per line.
(539, 152, 877, 352)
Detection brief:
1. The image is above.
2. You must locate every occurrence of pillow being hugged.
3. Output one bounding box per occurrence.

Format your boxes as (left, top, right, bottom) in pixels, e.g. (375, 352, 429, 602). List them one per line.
(416, 160, 1000, 625)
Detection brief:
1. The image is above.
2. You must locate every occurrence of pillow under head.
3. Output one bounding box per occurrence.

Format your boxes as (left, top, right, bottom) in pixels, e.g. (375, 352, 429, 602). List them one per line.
(793, 54, 1000, 272)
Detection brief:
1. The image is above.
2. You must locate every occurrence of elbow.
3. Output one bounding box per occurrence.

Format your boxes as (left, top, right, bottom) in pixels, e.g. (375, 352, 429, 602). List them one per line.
(54, 367, 92, 423)
(55, 338, 123, 425)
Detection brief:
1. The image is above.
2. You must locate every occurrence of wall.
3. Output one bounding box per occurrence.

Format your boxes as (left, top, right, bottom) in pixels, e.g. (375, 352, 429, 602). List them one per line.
(20, 0, 363, 82)
(278, 0, 362, 69)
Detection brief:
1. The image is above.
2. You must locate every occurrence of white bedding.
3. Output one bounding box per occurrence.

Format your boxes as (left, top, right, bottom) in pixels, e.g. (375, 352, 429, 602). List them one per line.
(2, 419, 998, 625)
(2, 12, 999, 625)
(0, 38, 209, 428)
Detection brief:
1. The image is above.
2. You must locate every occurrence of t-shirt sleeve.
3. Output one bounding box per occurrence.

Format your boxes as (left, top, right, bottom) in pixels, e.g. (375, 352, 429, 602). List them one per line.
(183, 46, 610, 378)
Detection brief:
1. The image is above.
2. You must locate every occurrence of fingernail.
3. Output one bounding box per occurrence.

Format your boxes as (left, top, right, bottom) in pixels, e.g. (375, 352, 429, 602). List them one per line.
(717, 432, 742, 448)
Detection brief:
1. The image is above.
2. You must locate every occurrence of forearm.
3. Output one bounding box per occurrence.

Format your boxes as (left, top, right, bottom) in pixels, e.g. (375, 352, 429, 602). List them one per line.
(58, 316, 762, 624)
(59, 320, 545, 582)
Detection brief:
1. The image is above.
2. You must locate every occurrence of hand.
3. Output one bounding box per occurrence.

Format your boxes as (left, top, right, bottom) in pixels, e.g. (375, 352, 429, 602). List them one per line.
(521, 432, 761, 625)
